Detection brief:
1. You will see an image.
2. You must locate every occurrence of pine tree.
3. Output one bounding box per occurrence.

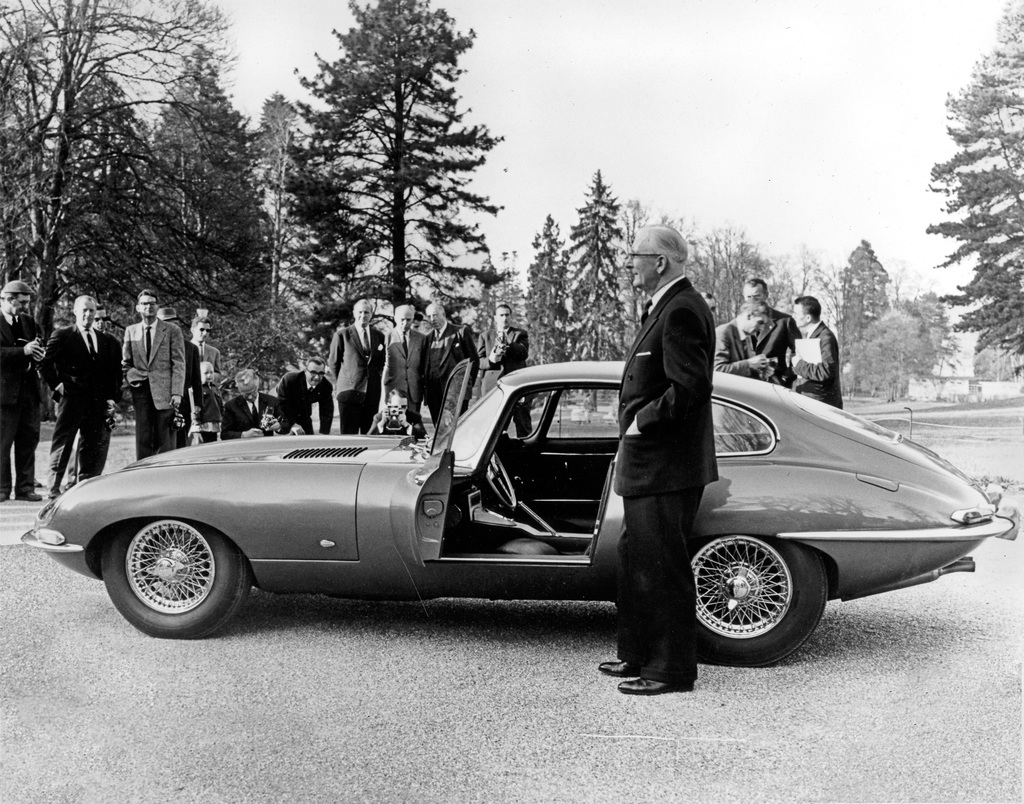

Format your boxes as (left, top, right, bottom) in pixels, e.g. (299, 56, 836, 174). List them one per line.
(567, 171, 625, 361)
(928, 2, 1024, 357)
(292, 0, 502, 306)
(525, 216, 571, 365)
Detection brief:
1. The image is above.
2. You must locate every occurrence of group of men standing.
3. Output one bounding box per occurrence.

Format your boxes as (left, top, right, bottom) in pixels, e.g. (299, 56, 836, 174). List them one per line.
(712, 277, 843, 408)
(315, 298, 528, 436)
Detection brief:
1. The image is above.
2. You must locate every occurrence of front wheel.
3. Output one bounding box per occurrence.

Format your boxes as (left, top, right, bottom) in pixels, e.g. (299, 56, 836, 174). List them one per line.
(692, 535, 827, 667)
(101, 519, 253, 639)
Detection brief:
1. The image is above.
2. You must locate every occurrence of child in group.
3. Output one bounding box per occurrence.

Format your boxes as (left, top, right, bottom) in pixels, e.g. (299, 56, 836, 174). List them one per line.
(191, 360, 223, 444)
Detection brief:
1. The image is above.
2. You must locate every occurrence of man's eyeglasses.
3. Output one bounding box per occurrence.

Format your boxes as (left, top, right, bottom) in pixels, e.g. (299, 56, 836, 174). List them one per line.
(626, 252, 662, 260)
(307, 369, 325, 377)
(198, 327, 211, 332)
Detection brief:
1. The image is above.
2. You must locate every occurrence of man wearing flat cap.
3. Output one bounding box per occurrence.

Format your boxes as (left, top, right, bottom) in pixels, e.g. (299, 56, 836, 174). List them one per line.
(0, 280, 45, 501)
(156, 307, 203, 448)
(122, 289, 185, 459)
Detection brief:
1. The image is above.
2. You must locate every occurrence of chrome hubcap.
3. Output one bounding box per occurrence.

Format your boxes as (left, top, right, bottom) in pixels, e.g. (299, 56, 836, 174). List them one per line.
(692, 536, 793, 638)
(127, 521, 215, 614)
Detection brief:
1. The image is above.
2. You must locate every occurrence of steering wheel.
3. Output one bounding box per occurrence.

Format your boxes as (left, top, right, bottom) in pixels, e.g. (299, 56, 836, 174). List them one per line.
(486, 452, 518, 509)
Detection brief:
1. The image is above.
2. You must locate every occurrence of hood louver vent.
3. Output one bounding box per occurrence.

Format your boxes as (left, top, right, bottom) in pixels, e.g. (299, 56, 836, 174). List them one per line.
(283, 447, 369, 460)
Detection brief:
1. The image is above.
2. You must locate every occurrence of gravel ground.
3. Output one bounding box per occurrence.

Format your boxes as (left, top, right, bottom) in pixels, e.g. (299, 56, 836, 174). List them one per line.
(2, 537, 1021, 804)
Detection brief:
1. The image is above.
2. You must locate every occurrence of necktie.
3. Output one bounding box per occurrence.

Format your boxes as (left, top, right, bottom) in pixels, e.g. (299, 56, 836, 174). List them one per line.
(362, 326, 369, 351)
(85, 329, 96, 357)
(640, 301, 652, 324)
(145, 326, 152, 359)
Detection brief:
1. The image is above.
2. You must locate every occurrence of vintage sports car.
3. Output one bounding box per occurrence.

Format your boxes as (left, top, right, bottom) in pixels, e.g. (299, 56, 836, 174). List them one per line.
(23, 361, 1019, 666)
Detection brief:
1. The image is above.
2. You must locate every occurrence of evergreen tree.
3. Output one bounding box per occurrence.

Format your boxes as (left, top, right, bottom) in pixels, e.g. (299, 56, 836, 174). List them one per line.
(567, 171, 625, 361)
(256, 93, 301, 306)
(148, 47, 269, 312)
(525, 215, 571, 365)
(842, 239, 890, 348)
(292, 0, 502, 306)
(928, 2, 1024, 357)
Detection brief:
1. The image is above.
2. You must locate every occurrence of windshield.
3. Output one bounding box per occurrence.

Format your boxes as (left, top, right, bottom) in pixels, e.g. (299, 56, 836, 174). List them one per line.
(450, 386, 506, 466)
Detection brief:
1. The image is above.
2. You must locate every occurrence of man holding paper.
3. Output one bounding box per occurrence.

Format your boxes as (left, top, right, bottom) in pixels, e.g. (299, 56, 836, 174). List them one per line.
(791, 295, 843, 408)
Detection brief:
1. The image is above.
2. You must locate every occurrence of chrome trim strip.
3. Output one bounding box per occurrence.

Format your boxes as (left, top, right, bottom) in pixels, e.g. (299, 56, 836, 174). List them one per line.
(777, 516, 1015, 542)
(433, 555, 591, 565)
(20, 532, 84, 553)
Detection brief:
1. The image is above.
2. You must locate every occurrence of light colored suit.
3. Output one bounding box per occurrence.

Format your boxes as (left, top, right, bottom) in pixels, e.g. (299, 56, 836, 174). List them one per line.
(123, 319, 185, 410)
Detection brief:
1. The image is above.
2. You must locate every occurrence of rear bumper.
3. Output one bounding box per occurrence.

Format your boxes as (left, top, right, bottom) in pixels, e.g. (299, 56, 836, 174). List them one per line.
(778, 512, 1018, 542)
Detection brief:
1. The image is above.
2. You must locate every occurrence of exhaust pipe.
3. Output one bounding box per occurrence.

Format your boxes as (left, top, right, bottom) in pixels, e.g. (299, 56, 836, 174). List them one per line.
(845, 557, 975, 599)
(937, 557, 975, 576)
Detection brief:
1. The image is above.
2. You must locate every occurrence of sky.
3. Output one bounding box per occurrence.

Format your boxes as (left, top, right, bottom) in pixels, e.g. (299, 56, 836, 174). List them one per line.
(215, 0, 1008, 296)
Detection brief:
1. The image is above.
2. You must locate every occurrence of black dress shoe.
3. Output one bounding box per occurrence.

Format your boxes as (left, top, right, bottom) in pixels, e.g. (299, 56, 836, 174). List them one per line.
(15, 492, 43, 502)
(598, 660, 641, 678)
(618, 678, 694, 696)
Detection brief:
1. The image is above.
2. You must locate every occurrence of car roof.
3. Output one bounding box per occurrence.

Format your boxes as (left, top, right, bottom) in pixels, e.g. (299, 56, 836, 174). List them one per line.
(499, 361, 778, 407)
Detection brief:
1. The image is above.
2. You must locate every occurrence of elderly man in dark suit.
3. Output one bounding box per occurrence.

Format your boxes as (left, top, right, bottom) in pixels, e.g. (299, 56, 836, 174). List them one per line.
(742, 277, 799, 386)
(122, 289, 185, 459)
(600, 225, 718, 696)
(714, 300, 772, 378)
(423, 302, 479, 425)
(0, 280, 45, 502)
(40, 295, 122, 498)
(221, 369, 281, 439)
(790, 295, 843, 409)
(275, 356, 335, 435)
(383, 304, 428, 414)
(157, 307, 203, 449)
(328, 298, 386, 434)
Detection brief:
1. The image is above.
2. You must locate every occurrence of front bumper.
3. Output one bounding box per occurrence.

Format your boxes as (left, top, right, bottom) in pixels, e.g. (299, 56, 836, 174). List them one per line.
(21, 528, 83, 553)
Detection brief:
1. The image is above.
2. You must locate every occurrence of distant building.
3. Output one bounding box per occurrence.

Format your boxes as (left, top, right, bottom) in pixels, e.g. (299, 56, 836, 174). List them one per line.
(908, 376, 1022, 402)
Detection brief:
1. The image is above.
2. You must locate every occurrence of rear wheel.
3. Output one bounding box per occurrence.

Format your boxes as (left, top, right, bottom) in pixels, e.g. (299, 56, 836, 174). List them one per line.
(101, 519, 252, 639)
(692, 535, 827, 667)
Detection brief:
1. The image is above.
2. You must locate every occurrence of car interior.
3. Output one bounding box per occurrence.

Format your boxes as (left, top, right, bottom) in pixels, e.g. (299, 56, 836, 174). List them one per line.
(439, 386, 621, 560)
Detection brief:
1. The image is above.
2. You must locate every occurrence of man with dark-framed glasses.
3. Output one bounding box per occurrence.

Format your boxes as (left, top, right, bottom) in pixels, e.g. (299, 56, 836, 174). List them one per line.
(275, 356, 335, 436)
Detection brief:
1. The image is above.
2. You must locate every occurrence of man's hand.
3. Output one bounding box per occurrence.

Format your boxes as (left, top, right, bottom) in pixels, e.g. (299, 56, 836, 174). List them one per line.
(241, 427, 264, 439)
(170, 394, 182, 408)
(488, 348, 504, 364)
(289, 424, 305, 435)
(748, 355, 770, 371)
(24, 338, 45, 361)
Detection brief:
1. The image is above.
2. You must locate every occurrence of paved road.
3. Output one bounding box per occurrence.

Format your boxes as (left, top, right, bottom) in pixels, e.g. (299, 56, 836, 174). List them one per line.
(2, 534, 1020, 803)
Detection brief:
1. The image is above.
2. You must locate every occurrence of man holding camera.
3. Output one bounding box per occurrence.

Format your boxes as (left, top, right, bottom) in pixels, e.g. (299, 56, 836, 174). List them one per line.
(368, 390, 427, 439)
(477, 302, 529, 395)
(714, 300, 773, 379)
(742, 277, 799, 386)
(0, 280, 45, 502)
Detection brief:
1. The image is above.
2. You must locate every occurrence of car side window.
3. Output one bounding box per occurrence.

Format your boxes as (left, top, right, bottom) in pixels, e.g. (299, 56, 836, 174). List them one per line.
(505, 389, 554, 439)
(713, 402, 775, 455)
(548, 389, 620, 439)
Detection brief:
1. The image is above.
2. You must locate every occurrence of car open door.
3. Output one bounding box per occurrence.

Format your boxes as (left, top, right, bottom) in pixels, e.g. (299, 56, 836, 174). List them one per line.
(411, 360, 473, 562)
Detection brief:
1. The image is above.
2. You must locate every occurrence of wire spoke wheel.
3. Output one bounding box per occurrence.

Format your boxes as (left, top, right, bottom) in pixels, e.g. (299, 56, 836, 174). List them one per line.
(126, 521, 216, 614)
(693, 536, 793, 638)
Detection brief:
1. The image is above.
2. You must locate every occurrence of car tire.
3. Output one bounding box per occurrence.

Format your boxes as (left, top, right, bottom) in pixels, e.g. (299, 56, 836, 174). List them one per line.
(101, 519, 253, 639)
(691, 535, 827, 667)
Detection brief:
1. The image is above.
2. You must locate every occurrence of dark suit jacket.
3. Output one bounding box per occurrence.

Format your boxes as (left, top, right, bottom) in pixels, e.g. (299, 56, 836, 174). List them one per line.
(614, 278, 718, 497)
(368, 408, 427, 440)
(714, 322, 759, 378)
(221, 392, 281, 439)
(792, 322, 843, 408)
(383, 328, 428, 408)
(750, 307, 799, 386)
(181, 340, 203, 421)
(328, 324, 386, 407)
(477, 326, 529, 394)
(275, 370, 335, 435)
(0, 313, 42, 406)
(425, 323, 479, 412)
(40, 326, 122, 403)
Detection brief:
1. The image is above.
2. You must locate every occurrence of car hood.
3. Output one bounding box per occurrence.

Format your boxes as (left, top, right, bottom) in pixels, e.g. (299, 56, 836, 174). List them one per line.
(120, 435, 424, 470)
